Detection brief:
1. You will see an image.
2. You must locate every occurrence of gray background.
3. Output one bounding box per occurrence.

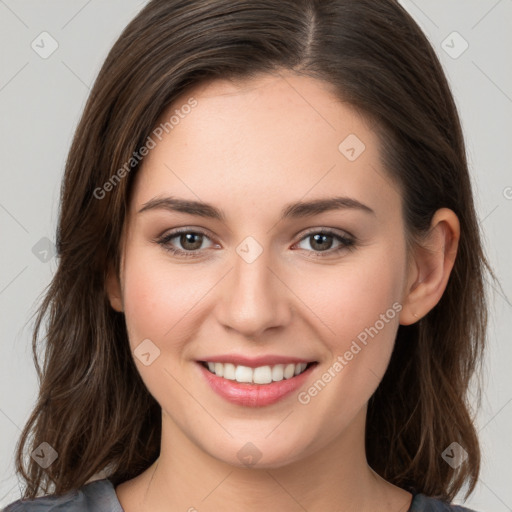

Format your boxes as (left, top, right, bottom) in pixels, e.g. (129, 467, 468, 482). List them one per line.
(0, 0, 511, 510)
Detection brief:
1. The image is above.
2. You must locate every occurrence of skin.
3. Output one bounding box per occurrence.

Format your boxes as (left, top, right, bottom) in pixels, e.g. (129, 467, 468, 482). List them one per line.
(107, 70, 460, 512)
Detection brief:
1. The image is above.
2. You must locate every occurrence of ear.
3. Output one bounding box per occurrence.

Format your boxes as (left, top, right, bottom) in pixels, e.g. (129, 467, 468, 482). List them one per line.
(105, 262, 124, 313)
(399, 208, 460, 325)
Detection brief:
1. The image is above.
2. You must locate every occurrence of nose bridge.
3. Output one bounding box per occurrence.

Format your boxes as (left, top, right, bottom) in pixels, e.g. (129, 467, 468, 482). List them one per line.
(215, 237, 291, 338)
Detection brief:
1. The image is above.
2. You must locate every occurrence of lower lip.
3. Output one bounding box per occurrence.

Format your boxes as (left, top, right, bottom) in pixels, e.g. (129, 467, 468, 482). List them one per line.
(196, 362, 317, 407)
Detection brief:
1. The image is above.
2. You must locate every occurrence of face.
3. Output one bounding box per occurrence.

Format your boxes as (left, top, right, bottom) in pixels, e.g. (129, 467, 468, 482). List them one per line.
(109, 71, 412, 468)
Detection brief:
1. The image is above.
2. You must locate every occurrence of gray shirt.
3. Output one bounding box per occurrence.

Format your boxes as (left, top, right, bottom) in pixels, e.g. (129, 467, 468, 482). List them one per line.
(2, 478, 480, 511)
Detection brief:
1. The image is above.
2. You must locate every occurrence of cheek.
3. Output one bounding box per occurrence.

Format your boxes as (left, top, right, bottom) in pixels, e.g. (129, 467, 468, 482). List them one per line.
(119, 246, 207, 406)
(290, 245, 405, 406)
(121, 246, 200, 349)
(292, 248, 405, 344)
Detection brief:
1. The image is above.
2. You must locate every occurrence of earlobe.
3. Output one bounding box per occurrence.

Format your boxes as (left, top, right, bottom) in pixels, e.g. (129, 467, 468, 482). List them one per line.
(399, 208, 460, 325)
(105, 263, 124, 313)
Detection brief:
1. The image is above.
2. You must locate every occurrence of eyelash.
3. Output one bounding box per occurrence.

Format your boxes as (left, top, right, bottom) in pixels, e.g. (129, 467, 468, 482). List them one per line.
(155, 227, 356, 259)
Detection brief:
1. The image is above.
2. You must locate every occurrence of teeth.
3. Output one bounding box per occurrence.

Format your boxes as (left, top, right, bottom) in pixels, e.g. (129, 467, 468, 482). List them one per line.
(203, 361, 310, 384)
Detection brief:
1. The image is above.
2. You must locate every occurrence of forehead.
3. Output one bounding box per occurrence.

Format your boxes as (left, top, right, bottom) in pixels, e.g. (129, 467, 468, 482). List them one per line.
(165, 71, 367, 145)
(131, 71, 401, 223)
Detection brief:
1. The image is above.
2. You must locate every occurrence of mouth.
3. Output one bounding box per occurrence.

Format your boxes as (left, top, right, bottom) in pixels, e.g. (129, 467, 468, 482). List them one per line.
(198, 360, 318, 385)
(196, 359, 319, 407)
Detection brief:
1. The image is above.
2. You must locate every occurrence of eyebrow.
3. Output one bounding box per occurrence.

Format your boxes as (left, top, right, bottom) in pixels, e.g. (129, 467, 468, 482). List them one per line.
(138, 195, 375, 220)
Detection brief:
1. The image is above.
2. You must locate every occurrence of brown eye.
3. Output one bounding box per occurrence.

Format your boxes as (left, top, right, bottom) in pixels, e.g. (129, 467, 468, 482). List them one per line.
(295, 229, 355, 257)
(306, 233, 335, 251)
(157, 228, 215, 258)
(176, 232, 204, 251)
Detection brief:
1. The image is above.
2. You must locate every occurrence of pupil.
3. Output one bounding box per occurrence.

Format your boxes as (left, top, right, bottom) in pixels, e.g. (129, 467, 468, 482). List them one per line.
(311, 234, 332, 251)
(181, 233, 202, 250)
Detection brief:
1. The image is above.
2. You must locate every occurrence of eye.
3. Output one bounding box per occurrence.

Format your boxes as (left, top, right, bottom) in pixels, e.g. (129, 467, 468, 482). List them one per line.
(156, 228, 216, 258)
(155, 227, 356, 259)
(293, 229, 356, 257)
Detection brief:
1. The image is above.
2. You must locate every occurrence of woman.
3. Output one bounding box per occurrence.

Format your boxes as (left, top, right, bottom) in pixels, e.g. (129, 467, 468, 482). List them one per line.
(4, 0, 493, 510)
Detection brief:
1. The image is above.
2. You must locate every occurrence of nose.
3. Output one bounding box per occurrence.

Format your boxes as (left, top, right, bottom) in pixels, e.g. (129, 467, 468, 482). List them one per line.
(214, 245, 292, 339)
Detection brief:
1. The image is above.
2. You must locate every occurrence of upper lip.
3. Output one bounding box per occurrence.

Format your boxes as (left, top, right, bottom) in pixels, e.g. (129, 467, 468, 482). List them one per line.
(197, 354, 317, 368)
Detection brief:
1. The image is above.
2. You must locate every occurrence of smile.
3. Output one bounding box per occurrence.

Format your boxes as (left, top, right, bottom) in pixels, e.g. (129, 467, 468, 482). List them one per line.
(196, 360, 319, 407)
(200, 361, 315, 384)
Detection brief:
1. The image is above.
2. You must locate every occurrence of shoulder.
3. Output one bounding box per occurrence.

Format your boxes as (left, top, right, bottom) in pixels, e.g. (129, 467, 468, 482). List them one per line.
(2, 478, 123, 512)
(411, 493, 481, 512)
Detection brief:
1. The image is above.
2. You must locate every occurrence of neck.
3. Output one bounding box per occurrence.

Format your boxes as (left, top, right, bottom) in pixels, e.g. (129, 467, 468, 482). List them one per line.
(117, 407, 412, 512)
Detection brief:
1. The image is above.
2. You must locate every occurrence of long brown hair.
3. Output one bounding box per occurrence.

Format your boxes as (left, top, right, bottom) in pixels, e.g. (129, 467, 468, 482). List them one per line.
(14, 0, 494, 502)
